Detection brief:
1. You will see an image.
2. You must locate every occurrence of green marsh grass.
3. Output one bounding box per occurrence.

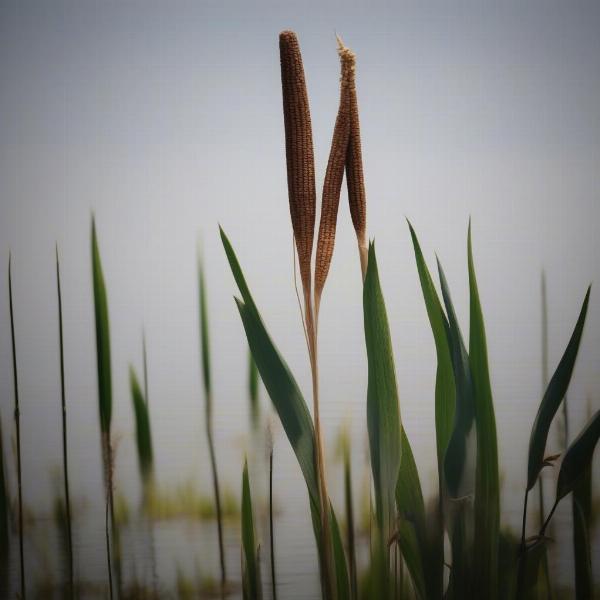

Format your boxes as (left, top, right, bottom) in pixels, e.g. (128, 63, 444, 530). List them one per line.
(129, 367, 153, 487)
(197, 253, 227, 594)
(91, 217, 121, 597)
(8, 254, 26, 599)
(241, 458, 262, 599)
(130, 341, 159, 596)
(56, 246, 75, 598)
(267, 431, 277, 600)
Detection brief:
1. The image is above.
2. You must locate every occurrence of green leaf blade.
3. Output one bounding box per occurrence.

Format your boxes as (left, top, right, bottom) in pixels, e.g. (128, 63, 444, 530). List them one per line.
(91, 218, 112, 434)
(129, 366, 153, 482)
(436, 258, 475, 498)
(556, 409, 600, 502)
(221, 229, 319, 507)
(527, 286, 591, 490)
(467, 223, 500, 599)
(330, 505, 350, 600)
(242, 459, 262, 600)
(407, 221, 455, 480)
(198, 257, 211, 406)
(363, 242, 401, 540)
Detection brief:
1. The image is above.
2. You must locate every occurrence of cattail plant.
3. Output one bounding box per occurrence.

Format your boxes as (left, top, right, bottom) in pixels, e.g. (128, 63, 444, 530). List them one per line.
(197, 253, 227, 594)
(129, 366, 153, 489)
(91, 217, 120, 598)
(132, 333, 159, 596)
(266, 425, 277, 600)
(56, 246, 74, 599)
(241, 458, 262, 600)
(279, 30, 333, 594)
(8, 254, 26, 599)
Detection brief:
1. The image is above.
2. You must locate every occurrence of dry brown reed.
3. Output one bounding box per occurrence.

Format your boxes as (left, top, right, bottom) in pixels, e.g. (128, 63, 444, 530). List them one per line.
(343, 40, 368, 279)
(314, 38, 355, 314)
(279, 30, 316, 297)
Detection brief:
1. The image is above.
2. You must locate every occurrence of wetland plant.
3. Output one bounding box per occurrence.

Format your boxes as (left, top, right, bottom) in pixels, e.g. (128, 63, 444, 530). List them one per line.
(91, 217, 121, 597)
(8, 254, 26, 599)
(241, 458, 262, 600)
(222, 30, 600, 600)
(197, 252, 227, 594)
(56, 246, 74, 598)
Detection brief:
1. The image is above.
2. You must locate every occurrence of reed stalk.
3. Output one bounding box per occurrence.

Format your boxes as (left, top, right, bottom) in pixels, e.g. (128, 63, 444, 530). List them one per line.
(341, 429, 357, 599)
(197, 256, 226, 595)
(268, 434, 277, 600)
(538, 271, 551, 597)
(56, 246, 74, 599)
(8, 254, 26, 599)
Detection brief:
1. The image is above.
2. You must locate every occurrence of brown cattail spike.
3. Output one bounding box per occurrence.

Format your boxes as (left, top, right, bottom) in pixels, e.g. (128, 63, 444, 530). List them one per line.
(344, 38, 368, 279)
(314, 38, 355, 314)
(279, 31, 317, 297)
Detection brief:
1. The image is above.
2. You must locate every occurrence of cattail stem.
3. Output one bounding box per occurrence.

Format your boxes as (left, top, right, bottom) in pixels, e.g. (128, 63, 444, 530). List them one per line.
(305, 292, 334, 600)
(206, 404, 227, 597)
(56, 247, 74, 599)
(269, 446, 277, 600)
(102, 433, 114, 600)
(520, 489, 529, 554)
(344, 438, 357, 600)
(8, 255, 26, 600)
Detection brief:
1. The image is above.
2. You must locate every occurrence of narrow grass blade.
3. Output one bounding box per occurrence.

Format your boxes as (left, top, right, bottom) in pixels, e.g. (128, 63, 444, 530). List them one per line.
(394, 430, 427, 599)
(197, 253, 227, 590)
(91, 219, 112, 434)
(392, 520, 425, 600)
(221, 228, 319, 506)
(556, 409, 600, 502)
(242, 459, 262, 600)
(56, 246, 74, 598)
(527, 286, 591, 490)
(330, 505, 350, 600)
(467, 223, 499, 599)
(248, 349, 260, 429)
(436, 258, 475, 498)
(129, 366, 154, 483)
(8, 254, 26, 599)
(573, 496, 592, 599)
(407, 221, 455, 484)
(341, 432, 357, 599)
(198, 255, 212, 408)
(516, 539, 547, 599)
(269, 445, 277, 600)
(363, 242, 401, 541)
(91, 218, 119, 597)
(572, 459, 591, 600)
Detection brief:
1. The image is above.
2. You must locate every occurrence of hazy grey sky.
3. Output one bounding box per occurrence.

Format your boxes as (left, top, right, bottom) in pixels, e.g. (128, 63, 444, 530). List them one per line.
(0, 0, 599, 573)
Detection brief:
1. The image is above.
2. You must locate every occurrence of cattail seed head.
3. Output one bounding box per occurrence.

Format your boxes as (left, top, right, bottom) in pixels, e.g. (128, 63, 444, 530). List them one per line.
(314, 38, 355, 307)
(279, 30, 316, 295)
(344, 44, 368, 277)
